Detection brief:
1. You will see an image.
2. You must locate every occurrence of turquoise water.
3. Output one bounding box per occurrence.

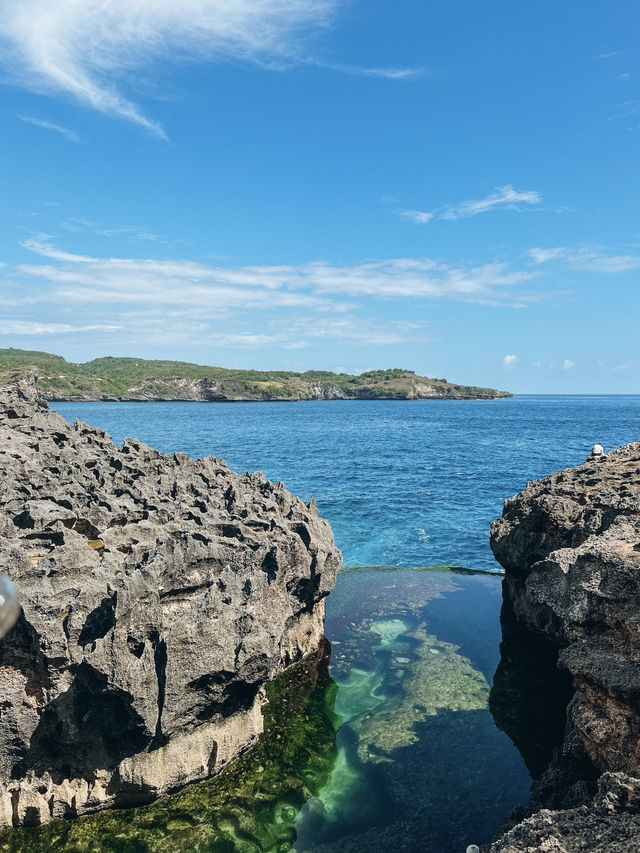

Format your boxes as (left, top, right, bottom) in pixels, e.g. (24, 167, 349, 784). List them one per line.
(293, 568, 530, 853)
(54, 396, 640, 570)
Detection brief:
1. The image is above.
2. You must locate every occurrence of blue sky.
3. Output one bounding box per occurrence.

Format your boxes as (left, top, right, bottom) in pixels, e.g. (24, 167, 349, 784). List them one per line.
(0, 0, 638, 393)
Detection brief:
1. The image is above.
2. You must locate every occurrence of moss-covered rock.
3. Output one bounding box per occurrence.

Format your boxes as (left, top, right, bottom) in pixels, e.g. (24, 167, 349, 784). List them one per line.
(0, 646, 339, 853)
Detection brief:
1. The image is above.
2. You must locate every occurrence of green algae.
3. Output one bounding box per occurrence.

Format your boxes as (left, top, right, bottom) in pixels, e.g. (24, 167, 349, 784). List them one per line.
(333, 667, 385, 723)
(0, 649, 339, 853)
(294, 607, 493, 847)
(370, 618, 410, 648)
(330, 612, 490, 767)
(352, 624, 490, 763)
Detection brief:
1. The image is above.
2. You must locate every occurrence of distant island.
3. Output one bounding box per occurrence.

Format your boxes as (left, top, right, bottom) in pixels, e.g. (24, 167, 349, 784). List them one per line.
(0, 348, 512, 402)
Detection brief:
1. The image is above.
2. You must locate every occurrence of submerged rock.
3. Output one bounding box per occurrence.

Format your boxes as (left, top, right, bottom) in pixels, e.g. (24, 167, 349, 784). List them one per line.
(489, 443, 640, 850)
(0, 374, 341, 827)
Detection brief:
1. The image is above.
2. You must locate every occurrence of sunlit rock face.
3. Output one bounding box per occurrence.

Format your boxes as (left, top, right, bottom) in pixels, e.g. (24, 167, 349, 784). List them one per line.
(489, 443, 640, 851)
(0, 375, 341, 828)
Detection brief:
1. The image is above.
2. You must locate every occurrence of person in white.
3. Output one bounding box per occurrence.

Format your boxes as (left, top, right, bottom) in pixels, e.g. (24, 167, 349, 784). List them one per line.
(590, 443, 605, 459)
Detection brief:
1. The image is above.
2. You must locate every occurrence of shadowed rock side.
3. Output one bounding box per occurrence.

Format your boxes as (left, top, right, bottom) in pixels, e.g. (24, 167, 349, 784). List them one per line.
(488, 443, 640, 851)
(0, 375, 341, 828)
(0, 643, 339, 853)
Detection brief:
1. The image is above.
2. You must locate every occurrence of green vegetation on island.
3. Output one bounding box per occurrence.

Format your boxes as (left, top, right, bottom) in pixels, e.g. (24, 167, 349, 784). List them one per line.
(0, 348, 512, 402)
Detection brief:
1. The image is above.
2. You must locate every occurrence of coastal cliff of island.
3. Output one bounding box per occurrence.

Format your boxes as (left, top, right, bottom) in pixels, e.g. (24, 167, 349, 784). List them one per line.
(0, 349, 512, 403)
(488, 444, 640, 851)
(0, 375, 341, 828)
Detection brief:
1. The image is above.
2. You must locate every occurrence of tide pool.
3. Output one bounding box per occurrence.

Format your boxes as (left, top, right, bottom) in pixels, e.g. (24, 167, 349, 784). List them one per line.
(1, 570, 530, 853)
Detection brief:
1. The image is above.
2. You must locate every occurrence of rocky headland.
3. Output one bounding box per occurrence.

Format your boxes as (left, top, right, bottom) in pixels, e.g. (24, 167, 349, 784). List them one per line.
(488, 443, 640, 851)
(0, 375, 341, 828)
(0, 349, 512, 402)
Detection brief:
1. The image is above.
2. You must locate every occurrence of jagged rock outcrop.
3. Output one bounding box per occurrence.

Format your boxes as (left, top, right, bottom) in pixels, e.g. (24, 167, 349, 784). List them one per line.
(0, 375, 341, 828)
(486, 772, 640, 853)
(488, 444, 640, 851)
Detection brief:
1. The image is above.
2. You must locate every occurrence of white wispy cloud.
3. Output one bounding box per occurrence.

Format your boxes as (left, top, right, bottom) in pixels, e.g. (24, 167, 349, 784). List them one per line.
(317, 61, 422, 80)
(440, 186, 542, 220)
(0, 321, 120, 335)
(0, 0, 339, 136)
(563, 359, 575, 370)
(609, 99, 640, 122)
(17, 114, 80, 142)
(61, 218, 162, 242)
(281, 316, 427, 346)
(528, 246, 640, 273)
(206, 332, 307, 350)
(0, 0, 414, 136)
(18, 239, 538, 307)
(397, 209, 435, 225)
(395, 185, 542, 225)
(303, 258, 535, 301)
(503, 354, 518, 368)
(96, 312, 426, 350)
(2, 238, 543, 351)
(598, 50, 622, 59)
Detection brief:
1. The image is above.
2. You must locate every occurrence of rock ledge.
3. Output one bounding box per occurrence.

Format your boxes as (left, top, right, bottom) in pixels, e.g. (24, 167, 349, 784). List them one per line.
(0, 375, 341, 827)
(489, 443, 640, 851)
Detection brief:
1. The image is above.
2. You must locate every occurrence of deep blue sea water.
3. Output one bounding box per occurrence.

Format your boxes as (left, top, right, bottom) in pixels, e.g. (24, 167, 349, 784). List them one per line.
(53, 396, 640, 572)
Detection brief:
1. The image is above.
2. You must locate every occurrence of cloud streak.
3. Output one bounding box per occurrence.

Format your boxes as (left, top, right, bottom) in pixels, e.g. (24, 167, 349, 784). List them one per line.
(18, 239, 538, 307)
(16, 114, 80, 142)
(316, 60, 422, 80)
(0, 321, 120, 335)
(528, 246, 640, 273)
(60, 218, 162, 242)
(0, 0, 339, 136)
(395, 185, 542, 225)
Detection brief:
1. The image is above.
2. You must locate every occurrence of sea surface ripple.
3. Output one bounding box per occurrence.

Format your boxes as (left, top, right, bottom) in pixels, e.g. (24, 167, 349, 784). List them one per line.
(53, 395, 640, 572)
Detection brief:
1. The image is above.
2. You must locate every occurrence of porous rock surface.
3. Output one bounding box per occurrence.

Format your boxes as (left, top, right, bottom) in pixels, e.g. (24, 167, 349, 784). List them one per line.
(489, 444, 640, 851)
(0, 375, 341, 828)
(486, 772, 640, 853)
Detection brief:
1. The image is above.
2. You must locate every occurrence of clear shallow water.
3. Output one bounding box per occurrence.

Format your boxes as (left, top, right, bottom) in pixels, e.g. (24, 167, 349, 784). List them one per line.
(53, 396, 640, 571)
(294, 569, 530, 853)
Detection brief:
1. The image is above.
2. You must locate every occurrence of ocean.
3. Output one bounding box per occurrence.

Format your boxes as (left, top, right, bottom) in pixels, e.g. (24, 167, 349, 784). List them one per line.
(53, 395, 640, 571)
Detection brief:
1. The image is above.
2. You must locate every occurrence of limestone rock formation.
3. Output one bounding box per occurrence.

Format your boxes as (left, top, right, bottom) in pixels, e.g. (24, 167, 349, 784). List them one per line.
(486, 772, 640, 853)
(488, 444, 640, 851)
(0, 375, 341, 827)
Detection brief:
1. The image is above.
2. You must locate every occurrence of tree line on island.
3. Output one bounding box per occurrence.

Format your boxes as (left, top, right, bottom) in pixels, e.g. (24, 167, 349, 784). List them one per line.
(0, 348, 512, 402)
